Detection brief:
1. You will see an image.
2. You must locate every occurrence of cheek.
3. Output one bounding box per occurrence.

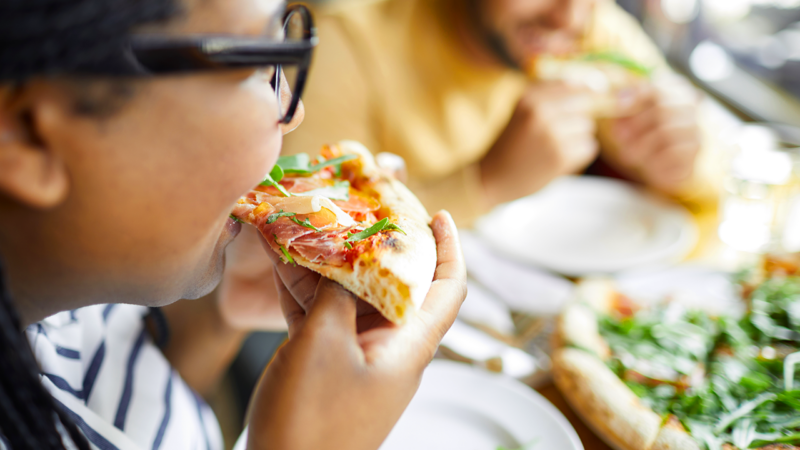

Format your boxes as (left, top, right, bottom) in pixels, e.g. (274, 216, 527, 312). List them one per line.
(69, 77, 282, 286)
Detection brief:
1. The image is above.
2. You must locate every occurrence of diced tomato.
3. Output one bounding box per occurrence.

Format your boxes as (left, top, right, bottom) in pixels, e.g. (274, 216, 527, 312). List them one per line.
(254, 184, 284, 196)
(253, 202, 275, 218)
(612, 293, 639, 318)
(320, 144, 342, 160)
(334, 189, 380, 222)
(294, 208, 339, 230)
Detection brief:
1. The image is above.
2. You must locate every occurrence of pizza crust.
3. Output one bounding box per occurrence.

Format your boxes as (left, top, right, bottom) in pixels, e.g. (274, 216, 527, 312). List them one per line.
(293, 141, 436, 324)
(556, 302, 611, 359)
(552, 348, 662, 450)
(651, 417, 701, 450)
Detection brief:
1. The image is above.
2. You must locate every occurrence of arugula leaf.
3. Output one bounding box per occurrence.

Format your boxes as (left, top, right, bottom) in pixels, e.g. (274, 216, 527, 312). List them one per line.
(229, 214, 243, 224)
(269, 163, 284, 183)
(715, 392, 777, 433)
(785, 351, 800, 391)
(290, 216, 322, 232)
(731, 418, 755, 449)
(752, 432, 800, 447)
(276, 154, 312, 174)
(273, 153, 358, 176)
(345, 217, 406, 244)
(266, 210, 296, 224)
(580, 51, 653, 77)
(309, 154, 358, 171)
(272, 234, 295, 266)
(260, 173, 291, 197)
(344, 241, 352, 250)
(346, 218, 389, 244)
(383, 223, 407, 235)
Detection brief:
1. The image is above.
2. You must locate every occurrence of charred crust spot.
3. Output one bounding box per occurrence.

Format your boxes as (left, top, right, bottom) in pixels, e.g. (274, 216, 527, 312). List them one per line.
(383, 237, 404, 252)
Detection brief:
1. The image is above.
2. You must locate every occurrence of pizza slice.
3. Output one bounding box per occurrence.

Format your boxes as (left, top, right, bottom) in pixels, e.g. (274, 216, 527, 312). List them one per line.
(553, 275, 800, 450)
(231, 141, 437, 324)
(526, 51, 651, 117)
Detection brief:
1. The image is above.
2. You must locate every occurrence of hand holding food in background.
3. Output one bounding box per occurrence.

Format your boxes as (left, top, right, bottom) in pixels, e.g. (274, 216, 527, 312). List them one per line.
(600, 75, 702, 195)
(480, 81, 600, 207)
(245, 211, 467, 450)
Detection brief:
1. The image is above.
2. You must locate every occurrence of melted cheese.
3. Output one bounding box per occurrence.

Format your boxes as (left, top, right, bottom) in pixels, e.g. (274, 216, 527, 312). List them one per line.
(272, 195, 356, 227)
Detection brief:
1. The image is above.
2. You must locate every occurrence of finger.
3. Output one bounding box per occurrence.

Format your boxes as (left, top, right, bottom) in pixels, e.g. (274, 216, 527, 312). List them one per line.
(553, 116, 595, 136)
(646, 142, 699, 187)
(522, 81, 596, 115)
(259, 232, 321, 312)
(561, 136, 600, 169)
(612, 82, 655, 117)
(301, 278, 359, 347)
(418, 211, 467, 338)
(274, 268, 307, 338)
(621, 124, 698, 167)
(554, 91, 598, 115)
(614, 103, 696, 145)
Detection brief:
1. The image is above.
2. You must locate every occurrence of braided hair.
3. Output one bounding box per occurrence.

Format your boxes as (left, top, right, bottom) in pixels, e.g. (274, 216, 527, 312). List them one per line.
(0, 1, 181, 448)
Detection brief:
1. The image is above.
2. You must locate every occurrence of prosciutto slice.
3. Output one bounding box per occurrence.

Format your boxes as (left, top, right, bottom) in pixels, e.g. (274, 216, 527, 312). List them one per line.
(290, 231, 350, 266)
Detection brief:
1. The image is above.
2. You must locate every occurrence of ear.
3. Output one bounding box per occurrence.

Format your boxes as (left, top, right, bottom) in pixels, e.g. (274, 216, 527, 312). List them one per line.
(0, 85, 69, 209)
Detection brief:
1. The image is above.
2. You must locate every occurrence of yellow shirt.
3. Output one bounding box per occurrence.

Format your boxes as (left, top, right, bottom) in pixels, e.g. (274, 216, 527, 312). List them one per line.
(283, 0, 719, 226)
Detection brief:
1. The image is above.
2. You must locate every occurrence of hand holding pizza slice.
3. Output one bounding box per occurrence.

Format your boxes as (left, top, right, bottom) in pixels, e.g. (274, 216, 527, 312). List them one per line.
(231, 141, 437, 324)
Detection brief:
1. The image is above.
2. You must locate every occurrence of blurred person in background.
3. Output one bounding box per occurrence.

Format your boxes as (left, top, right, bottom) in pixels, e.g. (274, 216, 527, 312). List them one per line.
(285, 0, 720, 226)
(0, 1, 466, 449)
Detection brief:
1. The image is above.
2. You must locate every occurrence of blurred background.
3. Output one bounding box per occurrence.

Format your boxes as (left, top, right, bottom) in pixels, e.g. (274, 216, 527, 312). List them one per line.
(215, 0, 800, 448)
(619, 0, 800, 136)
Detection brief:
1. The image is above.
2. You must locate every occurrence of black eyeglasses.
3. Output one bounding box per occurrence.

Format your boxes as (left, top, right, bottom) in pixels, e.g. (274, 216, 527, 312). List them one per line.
(77, 4, 316, 124)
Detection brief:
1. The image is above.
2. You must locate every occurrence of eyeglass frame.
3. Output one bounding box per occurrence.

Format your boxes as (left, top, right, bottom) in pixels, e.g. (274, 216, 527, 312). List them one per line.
(72, 3, 316, 124)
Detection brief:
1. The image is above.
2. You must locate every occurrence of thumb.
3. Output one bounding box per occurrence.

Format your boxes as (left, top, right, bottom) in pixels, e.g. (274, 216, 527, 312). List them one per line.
(300, 278, 359, 344)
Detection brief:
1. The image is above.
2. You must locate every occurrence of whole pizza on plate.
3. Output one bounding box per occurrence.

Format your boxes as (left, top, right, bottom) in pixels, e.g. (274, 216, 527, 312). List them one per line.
(552, 258, 800, 450)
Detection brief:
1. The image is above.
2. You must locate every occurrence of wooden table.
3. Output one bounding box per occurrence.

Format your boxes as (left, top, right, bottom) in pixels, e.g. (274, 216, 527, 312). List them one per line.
(536, 383, 613, 450)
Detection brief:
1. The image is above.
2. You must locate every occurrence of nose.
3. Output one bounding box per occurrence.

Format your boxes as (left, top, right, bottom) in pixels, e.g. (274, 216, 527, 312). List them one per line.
(276, 69, 304, 134)
(281, 99, 304, 134)
(545, 0, 587, 31)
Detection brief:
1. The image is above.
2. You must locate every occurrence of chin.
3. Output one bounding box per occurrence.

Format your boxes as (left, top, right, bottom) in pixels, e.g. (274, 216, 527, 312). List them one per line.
(184, 228, 237, 300)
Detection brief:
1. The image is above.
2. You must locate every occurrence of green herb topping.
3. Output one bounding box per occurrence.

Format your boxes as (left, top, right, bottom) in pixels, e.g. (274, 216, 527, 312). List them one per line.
(266, 210, 296, 224)
(344, 217, 405, 246)
(229, 214, 243, 224)
(580, 51, 653, 77)
(272, 234, 295, 266)
(260, 173, 291, 197)
(290, 216, 322, 232)
(597, 276, 800, 450)
(274, 153, 357, 176)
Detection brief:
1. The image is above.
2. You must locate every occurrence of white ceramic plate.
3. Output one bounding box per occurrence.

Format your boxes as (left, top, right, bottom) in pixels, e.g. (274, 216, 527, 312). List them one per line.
(615, 265, 742, 317)
(380, 360, 583, 450)
(475, 176, 698, 276)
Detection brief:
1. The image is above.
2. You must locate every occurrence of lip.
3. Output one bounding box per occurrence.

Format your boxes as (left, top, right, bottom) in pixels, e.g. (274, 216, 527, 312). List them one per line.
(224, 216, 243, 239)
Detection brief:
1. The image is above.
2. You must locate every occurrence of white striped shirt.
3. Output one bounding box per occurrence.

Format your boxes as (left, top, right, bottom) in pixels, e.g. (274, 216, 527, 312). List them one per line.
(16, 304, 224, 450)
